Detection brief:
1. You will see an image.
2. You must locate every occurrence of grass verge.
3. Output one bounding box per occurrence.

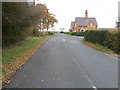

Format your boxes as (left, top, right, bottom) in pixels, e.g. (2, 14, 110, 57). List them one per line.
(81, 39, 116, 54)
(2, 36, 50, 87)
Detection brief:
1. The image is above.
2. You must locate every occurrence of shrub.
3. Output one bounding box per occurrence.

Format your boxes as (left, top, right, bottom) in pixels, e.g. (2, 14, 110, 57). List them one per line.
(84, 30, 108, 44)
(60, 31, 63, 33)
(84, 30, 120, 53)
(49, 31, 54, 35)
(76, 32, 85, 36)
(63, 32, 71, 34)
(71, 32, 76, 35)
(70, 32, 85, 36)
(107, 32, 120, 53)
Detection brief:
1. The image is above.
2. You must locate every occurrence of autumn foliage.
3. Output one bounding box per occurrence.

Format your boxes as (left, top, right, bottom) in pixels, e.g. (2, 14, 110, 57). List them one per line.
(2, 2, 57, 45)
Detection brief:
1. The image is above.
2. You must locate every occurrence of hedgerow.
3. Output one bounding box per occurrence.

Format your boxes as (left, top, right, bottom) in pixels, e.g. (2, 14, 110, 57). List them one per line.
(84, 30, 120, 53)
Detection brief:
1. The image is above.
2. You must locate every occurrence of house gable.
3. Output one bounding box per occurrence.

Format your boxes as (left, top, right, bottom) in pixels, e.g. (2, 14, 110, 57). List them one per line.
(88, 21, 96, 27)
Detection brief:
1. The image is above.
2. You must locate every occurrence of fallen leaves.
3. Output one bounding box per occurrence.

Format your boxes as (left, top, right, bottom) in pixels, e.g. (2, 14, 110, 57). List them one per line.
(52, 78, 60, 81)
(2, 37, 50, 88)
(57, 78, 60, 80)
(82, 41, 117, 55)
(23, 75, 26, 78)
(7, 80, 10, 84)
(52, 78, 55, 80)
(54, 72, 60, 74)
(41, 80, 45, 83)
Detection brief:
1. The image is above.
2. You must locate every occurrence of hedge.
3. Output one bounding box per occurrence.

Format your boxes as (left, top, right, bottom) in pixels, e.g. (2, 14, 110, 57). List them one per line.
(48, 31, 54, 35)
(71, 32, 76, 35)
(63, 32, 71, 34)
(71, 32, 85, 36)
(75, 32, 85, 36)
(62, 32, 85, 36)
(84, 30, 120, 53)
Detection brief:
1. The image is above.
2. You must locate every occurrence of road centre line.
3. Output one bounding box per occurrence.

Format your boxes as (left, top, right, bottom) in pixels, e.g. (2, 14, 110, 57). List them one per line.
(63, 38, 117, 89)
(66, 43, 97, 89)
(73, 57, 97, 90)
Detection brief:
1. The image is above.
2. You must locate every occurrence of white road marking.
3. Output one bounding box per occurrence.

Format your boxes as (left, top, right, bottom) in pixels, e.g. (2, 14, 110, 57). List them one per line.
(103, 53, 118, 60)
(62, 39, 65, 42)
(73, 57, 97, 90)
(68, 41, 119, 61)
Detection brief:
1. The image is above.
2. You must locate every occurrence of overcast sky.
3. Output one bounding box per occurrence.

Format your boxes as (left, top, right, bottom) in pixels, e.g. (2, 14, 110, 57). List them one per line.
(37, 0, 119, 31)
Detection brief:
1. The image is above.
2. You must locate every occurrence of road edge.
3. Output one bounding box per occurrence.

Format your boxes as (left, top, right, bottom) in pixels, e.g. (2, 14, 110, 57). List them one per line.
(2, 36, 52, 88)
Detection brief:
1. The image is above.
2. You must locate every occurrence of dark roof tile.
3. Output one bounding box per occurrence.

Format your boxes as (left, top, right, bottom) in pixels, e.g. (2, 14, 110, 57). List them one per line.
(75, 17, 98, 26)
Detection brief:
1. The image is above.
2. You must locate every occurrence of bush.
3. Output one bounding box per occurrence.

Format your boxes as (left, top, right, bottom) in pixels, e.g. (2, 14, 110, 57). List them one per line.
(61, 31, 85, 36)
(85, 30, 108, 45)
(84, 30, 120, 53)
(63, 32, 71, 34)
(106, 32, 120, 53)
(60, 31, 63, 33)
(2, 2, 57, 46)
(76, 32, 85, 36)
(49, 31, 54, 35)
(70, 32, 85, 36)
(71, 32, 76, 35)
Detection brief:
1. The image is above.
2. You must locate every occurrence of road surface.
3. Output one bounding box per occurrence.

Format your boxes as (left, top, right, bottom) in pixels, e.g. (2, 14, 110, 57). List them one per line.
(5, 33, 118, 88)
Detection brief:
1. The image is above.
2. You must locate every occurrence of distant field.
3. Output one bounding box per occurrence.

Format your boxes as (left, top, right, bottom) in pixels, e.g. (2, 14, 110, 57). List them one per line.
(98, 29, 119, 33)
(107, 30, 119, 33)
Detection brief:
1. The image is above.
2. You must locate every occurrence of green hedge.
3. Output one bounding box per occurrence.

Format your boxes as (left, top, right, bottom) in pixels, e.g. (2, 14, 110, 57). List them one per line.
(71, 32, 85, 36)
(62, 32, 85, 36)
(63, 32, 71, 34)
(60, 31, 64, 33)
(84, 30, 120, 53)
(71, 32, 76, 35)
(48, 31, 54, 35)
(75, 32, 85, 36)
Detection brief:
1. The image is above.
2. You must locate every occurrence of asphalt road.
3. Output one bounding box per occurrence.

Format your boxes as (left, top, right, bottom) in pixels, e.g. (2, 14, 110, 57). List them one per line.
(5, 33, 118, 88)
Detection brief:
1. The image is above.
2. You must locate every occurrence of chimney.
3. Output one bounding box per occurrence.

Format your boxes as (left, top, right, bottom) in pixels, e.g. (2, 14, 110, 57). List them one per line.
(85, 10, 88, 20)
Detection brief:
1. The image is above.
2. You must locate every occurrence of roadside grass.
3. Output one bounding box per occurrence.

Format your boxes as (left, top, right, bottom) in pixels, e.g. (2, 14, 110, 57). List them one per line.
(3, 36, 48, 65)
(81, 39, 114, 53)
(2, 36, 50, 86)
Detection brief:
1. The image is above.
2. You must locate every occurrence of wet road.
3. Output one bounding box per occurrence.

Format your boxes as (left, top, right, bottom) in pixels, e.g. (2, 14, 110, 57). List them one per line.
(5, 33, 118, 88)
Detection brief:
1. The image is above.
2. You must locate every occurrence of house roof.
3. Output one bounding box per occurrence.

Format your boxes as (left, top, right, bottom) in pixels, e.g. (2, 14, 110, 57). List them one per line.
(75, 17, 98, 27)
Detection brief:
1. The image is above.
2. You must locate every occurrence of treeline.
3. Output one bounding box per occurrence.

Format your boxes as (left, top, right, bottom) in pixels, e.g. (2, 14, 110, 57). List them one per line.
(84, 30, 120, 53)
(2, 2, 57, 45)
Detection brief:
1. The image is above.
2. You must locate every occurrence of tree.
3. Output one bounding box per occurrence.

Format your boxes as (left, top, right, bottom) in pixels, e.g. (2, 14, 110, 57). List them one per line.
(2, 2, 58, 45)
(2, 2, 31, 44)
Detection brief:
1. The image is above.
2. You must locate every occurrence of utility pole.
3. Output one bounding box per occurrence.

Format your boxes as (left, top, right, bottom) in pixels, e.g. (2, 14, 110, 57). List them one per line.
(118, 1, 120, 29)
(116, 1, 120, 29)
